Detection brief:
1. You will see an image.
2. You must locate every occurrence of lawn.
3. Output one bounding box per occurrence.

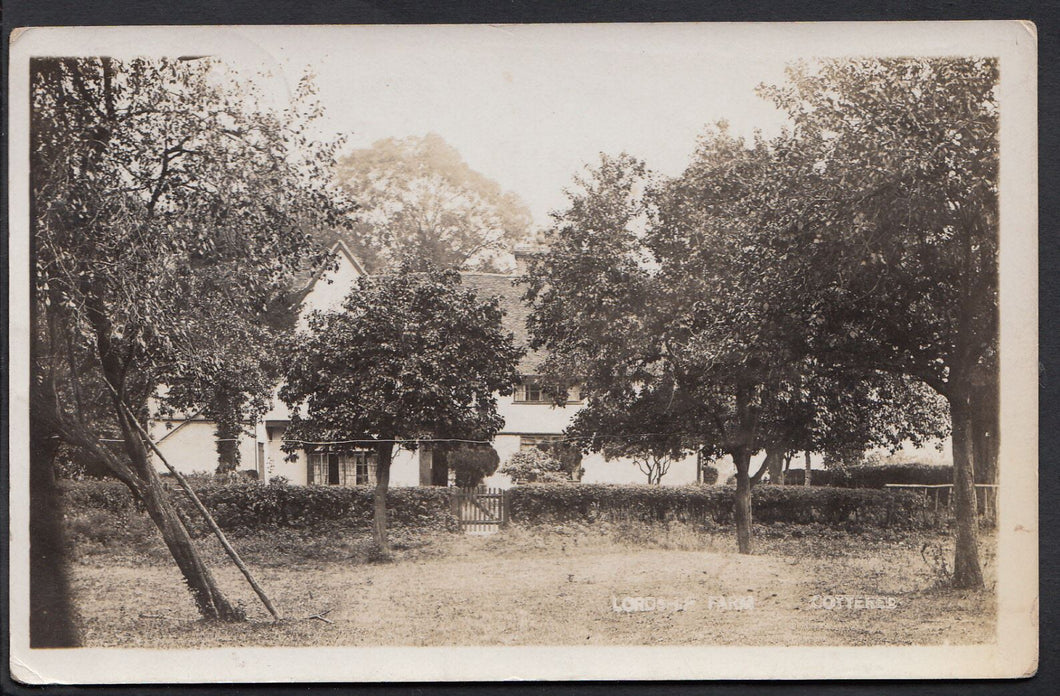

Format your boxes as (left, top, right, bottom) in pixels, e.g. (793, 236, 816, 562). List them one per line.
(65, 520, 997, 648)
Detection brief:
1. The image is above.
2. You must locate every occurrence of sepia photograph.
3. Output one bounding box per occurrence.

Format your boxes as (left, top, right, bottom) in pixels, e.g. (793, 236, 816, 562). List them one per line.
(6, 22, 1038, 682)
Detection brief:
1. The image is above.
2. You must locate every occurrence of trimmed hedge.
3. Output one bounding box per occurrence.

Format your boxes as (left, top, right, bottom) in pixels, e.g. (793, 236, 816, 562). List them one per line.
(507, 483, 925, 529)
(832, 463, 953, 488)
(779, 464, 953, 488)
(59, 479, 458, 535)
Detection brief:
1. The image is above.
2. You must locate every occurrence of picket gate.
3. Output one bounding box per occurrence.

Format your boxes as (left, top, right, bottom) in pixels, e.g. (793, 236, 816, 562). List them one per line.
(451, 486, 510, 534)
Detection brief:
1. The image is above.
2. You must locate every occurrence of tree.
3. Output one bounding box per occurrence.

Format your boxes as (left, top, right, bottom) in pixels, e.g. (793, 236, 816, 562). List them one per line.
(31, 56, 351, 620)
(760, 58, 998, 587)
(448, 444, 501, 488)
(502, 448, 571, 484)
(280, 264, 522, 555)
(566, 383, 694, 485)
(334, 133, 534, 272)
(527, 128, 954, 554)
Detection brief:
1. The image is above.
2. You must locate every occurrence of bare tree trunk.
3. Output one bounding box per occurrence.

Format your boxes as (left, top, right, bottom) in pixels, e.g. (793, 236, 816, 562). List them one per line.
(109, 386, 244, 620)
(804, 450, 812, 487)
(765, 446, 785, 485)
(373, 441, 393, 556)
(971, 384, 999, 486)
(950, 393, 985, 589)
(29, 412, 79, 647)
(215, 421, 240, 475)
(135, 465, 245, 620)
(734, 448, 753, 554)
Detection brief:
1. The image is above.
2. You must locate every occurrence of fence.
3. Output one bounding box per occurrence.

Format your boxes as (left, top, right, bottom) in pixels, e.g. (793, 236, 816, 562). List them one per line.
(451, 486, 510, 533)
(883, 483, 998, 528)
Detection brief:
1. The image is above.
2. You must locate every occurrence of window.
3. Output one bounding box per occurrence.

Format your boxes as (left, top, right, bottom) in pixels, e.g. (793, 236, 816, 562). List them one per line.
(514, 379, 585, 404)
(522, 382, 545, 402)
(308, 451, 376, 486)
(519, 434, 564, 452)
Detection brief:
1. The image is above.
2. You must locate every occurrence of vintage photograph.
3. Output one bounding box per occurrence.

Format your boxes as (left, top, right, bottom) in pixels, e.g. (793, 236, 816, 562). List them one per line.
(7, 23, 1037, 682)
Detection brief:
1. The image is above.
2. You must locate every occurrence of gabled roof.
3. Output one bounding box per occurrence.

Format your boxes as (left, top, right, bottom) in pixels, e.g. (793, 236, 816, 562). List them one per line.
(458, 272, 545, 373)
(289, 240, 368, 308)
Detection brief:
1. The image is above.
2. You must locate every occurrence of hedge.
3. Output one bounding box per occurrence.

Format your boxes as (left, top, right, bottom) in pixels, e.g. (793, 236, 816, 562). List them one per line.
(778, 464, 953, 488)
(59, 479, 458, 535)
(507, 484, 926, 529)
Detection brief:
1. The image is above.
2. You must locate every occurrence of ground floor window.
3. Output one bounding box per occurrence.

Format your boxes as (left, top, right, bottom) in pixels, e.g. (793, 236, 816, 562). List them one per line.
(308, 451, 376, 486)
(519, 434, 564, 451)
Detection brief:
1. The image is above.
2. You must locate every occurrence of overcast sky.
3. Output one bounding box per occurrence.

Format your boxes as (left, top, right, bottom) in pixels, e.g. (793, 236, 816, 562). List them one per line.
(232, 25, 802, 228)
(23, 23, 1006, 230)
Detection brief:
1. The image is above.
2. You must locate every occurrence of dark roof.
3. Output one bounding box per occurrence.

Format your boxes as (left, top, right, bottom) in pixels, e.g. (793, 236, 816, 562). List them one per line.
(459, 272, 544, 373)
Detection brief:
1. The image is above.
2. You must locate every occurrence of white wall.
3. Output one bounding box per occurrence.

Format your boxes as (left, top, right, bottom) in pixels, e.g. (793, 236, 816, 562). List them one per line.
(296, 248, 363, 331)
(150, 419, 257, 477)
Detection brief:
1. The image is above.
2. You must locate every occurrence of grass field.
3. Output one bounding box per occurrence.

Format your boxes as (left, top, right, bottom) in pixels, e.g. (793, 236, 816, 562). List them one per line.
(65, 518, 997, 648)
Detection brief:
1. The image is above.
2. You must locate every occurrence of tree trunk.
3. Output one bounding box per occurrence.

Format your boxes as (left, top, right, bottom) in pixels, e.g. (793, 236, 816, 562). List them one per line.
(215, 418, 240, 475)
(135, 467, 245, 620)
(29, 414, 80, 647)
(111, 392, 244, 620)
(373, 441, 393, 557)
(765, 446, 785, 485)
(733, 448, 753, 554)
(971, 384, 999, 486)
(950, 394, 985, 589)
(804, 451, 812, 487)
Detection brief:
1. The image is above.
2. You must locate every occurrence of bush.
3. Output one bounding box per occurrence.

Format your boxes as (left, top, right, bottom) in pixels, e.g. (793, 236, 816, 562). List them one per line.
(502, 449, 572, 484)
(507, 484, 926, 529)
(830, 463, 954, 488)
(771, 464, 952, 488)
(448, 444, 500, 488)
(59, 478, 459, 535)
(699, 465, 719, 485)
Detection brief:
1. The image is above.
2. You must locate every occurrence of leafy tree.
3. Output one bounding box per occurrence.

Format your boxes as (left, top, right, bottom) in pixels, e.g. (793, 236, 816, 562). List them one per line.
(527, 125, 954, 553)
(502, 449, 570, 484)
(30, 56, 350, 620)
(760, 58, 998, 587)
(334, 133, 534, 271)
(566, 383, 694, 485)
(448, 444, 501, 488)
(280, 265, 522, 554)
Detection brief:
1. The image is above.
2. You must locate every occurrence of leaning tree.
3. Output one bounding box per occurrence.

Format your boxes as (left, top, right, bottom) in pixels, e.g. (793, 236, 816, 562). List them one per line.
(31, 56, 352, 620)
(280, 264, 522, 555)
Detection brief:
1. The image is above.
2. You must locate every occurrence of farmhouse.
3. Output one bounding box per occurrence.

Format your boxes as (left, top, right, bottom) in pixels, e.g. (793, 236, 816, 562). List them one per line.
(150, 243, 704, 487)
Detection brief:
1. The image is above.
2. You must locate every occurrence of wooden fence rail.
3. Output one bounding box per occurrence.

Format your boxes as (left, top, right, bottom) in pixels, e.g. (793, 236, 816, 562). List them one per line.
(883, 483, 998, 527)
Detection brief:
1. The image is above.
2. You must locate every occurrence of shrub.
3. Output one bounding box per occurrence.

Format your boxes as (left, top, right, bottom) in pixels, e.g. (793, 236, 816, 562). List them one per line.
(699, 465, 719, 485)
(830, 463, 954, 489)
(59, 478, 137, 513)
(502, 449, 572, 484)
(507, 484, 926, 529)
(448, 444, 500, 488)
(773, 464, 952, 488)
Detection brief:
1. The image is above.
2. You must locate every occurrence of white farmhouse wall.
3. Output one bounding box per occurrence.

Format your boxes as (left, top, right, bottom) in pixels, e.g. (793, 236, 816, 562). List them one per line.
(151, 419, 257, 477)
(390, 449, 421, 487)
(296, 247, 364, 331)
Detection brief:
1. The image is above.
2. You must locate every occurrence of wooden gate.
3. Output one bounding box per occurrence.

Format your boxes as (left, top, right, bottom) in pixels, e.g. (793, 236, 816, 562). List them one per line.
(451, 486, 510, 533)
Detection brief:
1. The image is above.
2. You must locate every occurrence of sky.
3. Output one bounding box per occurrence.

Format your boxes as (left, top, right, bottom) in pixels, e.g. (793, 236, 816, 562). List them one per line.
(230, 25, 801, 228)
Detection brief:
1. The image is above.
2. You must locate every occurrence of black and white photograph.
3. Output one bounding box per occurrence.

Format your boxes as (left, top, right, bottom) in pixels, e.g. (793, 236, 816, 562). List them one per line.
(6, 22, 1038, 682)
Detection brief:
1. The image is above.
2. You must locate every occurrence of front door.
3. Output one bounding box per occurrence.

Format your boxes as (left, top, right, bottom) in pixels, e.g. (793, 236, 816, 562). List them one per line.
(431, 446, 449, 486)
(328, 452, 340, 485)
